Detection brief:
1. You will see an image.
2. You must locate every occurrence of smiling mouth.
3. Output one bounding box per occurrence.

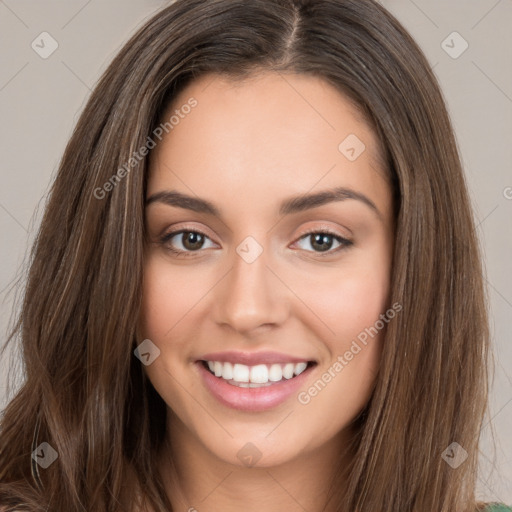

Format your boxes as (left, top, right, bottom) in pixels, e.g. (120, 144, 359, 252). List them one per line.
(200, 360, 317, 388)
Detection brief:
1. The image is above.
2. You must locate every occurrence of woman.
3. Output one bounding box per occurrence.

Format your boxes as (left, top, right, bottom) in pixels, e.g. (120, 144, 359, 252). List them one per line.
(0, 0, 508, 510)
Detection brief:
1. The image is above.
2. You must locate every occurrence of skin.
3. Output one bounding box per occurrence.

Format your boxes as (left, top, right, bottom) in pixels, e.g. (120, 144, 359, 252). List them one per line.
(137, 71, 395, 512)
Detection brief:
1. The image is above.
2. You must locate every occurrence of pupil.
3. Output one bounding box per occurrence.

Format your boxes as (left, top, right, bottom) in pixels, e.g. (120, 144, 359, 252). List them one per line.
(180, 232, 334, 252)
(184, 232, 204, 250)
(312, 233, 332, 252)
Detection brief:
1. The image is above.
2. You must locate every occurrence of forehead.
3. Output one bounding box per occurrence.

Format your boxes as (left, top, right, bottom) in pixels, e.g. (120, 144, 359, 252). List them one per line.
(158, 70, 383, 164)
(147, 71, 389, 217)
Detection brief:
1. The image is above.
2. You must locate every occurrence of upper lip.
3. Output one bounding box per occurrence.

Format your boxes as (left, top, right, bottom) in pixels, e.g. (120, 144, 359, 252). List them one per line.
(198, 351, 315, 366)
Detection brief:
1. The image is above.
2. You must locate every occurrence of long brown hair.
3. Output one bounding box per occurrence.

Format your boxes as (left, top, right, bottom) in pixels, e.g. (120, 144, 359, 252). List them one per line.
(0, 0, 492, 510)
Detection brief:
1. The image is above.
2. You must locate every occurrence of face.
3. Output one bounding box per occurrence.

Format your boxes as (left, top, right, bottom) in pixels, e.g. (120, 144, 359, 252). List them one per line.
(137, 71, 395, 469)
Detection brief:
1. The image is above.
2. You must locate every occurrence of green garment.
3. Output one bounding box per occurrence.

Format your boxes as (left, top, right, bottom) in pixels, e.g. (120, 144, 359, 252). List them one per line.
(486, 505, 512, 511)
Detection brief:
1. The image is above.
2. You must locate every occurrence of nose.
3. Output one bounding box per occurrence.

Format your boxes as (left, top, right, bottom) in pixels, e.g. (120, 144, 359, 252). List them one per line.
(213, 241, 289, 335)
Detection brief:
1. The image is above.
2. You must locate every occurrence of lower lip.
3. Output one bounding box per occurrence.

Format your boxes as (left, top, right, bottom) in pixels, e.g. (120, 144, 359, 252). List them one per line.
(196, 361, 314, 412)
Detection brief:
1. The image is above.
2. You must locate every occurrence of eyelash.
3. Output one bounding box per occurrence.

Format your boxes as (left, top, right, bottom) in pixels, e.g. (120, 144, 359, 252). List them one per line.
(158, 226, 353, 259)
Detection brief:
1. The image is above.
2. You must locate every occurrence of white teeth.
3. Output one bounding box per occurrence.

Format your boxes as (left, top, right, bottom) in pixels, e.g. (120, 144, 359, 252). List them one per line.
(250, 364, 269, 384)
(231, 381, 273, 388)
(205, 360, 310, 384)
(294, 362, 307, 376)
(214, 361, 223, 377)
(282, 363, 294, 379)
(232, 363, 250, 383)
(222, 362, 233, 380)
(268, 364, 283, 382)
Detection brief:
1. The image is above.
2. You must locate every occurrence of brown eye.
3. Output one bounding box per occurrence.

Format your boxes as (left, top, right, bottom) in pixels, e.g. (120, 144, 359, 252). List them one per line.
(294, 230, 353, 255)
(160, 229, 216, 255)
(309, 233, 336, 252)
(180, 231, 206, 251)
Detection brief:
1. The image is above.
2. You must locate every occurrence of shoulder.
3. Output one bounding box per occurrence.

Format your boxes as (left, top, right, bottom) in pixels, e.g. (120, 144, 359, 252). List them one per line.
(482, 504, 512, 512)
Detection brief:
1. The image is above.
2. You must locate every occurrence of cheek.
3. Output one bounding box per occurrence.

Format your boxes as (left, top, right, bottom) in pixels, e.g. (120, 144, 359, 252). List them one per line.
(286, 251, 391, 346)
(334, 270, 390, 339)
(138, 254, 211, 341)
(325, 275, 386, 329)
(136, 256, 206, 421)
(294, 266, 390, 437)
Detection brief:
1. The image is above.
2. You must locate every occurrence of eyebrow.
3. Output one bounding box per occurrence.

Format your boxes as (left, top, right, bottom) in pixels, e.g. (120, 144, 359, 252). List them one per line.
(145, 186, 382, 220)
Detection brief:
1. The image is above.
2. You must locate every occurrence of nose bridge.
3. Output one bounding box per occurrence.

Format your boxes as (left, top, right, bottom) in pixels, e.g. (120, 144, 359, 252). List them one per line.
(214, 235, 287, 332)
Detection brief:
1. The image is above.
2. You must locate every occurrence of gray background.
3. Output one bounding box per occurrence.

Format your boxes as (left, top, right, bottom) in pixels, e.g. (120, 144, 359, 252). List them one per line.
(0, 0, 511, 504)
